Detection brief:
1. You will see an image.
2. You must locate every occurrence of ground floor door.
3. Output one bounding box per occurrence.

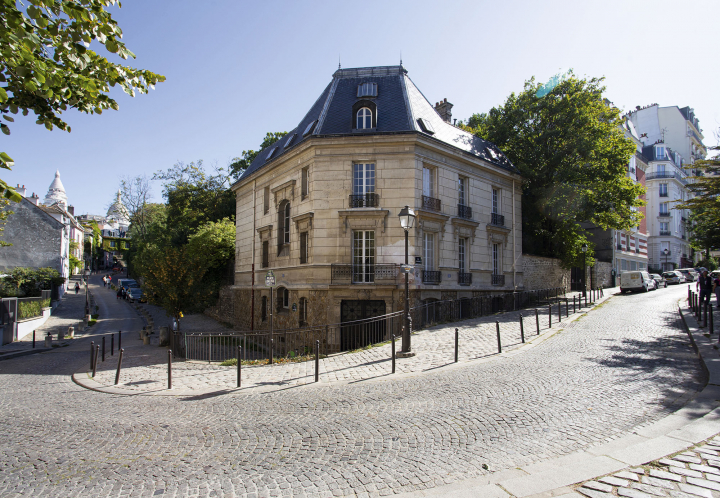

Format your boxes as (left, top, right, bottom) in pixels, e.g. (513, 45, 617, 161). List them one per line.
(571, 267, 585, 291)
(340, 300, 386, 351)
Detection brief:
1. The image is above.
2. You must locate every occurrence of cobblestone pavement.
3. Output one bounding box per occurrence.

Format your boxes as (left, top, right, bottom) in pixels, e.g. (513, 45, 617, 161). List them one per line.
(0, 282, 707, 497)
(577, 435, 720, 497)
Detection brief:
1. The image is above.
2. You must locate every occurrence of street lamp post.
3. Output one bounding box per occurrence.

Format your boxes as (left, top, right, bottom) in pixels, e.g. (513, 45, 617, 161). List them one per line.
(398, 205, 416, 354)
(663, 248, 669, 271)
(581, 243, 588, 298)
(84, 268, 91, 315)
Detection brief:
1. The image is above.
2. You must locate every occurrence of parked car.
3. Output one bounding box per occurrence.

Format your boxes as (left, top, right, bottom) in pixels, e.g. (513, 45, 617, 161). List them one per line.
(663, 270, 685, 285)
(678, 268, 699, 282)
(619, 271, 655, 293)
(127, 287, 144, 303)
(651, 274, 667, 288)
(117, 279, 137, 291)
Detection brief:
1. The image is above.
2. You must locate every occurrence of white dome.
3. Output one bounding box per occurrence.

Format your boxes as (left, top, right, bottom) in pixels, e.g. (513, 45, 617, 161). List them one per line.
(106, 190, 130, 228)
(43, 170, 68, 208)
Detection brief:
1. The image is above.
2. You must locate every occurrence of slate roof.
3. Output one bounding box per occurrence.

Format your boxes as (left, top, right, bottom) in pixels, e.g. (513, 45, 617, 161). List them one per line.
(236, 66, 516, 184)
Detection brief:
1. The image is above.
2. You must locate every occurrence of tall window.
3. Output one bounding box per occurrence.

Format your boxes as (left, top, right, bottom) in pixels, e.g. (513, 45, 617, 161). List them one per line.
(656, 146, 666, 159)
(423, 233, 435, 271)
(458, 177, 466, 205)
(353, 163, 375, 196)
(660, 222, 669, 232)
(492, 188, 500, 214)
(423, 167, 434, 198)
(301, 167, 309, 199)
(277, 200, 291, 254)
(458, 238, 466, 274)
(657, 163, 666, 174)
(262, 240, 269, 268)
(276, 287, 289, 311)
(660, 202, 669, 215)
(659, 183, 668, 196)
(352, 231, 375, 283)
(300, 232, 308, 264)
(263, 186, 270, 214)
(492, 243, 499, 274)
(357, 107, 372, 129)
(299, 297, 308, 327)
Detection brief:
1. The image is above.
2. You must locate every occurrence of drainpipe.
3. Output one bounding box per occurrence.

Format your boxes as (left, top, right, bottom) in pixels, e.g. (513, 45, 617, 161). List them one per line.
(512, 179, 516, 288)
(251, 180, 256, 331)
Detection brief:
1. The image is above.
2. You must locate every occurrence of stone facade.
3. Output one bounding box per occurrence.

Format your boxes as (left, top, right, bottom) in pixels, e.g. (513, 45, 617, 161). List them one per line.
(522, 255, 570, 291)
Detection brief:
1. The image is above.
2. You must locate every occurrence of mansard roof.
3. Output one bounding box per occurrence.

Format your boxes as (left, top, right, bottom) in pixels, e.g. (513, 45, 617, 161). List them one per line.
(236, 65, 516, 184)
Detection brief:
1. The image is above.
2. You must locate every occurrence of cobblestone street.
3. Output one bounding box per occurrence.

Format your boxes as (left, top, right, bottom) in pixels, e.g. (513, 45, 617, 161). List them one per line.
(0, 279, 712, 497)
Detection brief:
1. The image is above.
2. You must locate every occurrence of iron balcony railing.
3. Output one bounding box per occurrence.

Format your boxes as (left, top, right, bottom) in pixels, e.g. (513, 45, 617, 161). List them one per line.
(422, 195, 441, 212)
(616, 244, 623, 250)
(457, 204, 472, 219)
(458, 272, 472, 285)
(491, 273, 505, 286)
(659, 231, 671, 236)
(659, 192, 668, 197)
(646, 171, 688, 185)
(491, 213, 505, 227)
(681, 234, 686, 239)
(349, 193, 379, 208)
(422, 270, 442, 284)
(330, 263, 398, 284)
(659, 211, 670, 217)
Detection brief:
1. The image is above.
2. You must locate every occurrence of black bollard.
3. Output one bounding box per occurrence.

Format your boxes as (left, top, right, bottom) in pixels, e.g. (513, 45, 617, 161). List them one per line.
(548, 304, 552, 328)
(115, 349, 124, 385)
(535, 308, 540, 335)
(688, 286, 691, 305)
(565, 298, 569, 318)
(455, 328, 459, 363)
(704, 301, 708, 328)
(520, 314, 525, 343)
(391, 334, 396, 374)
(315, 340, 320, 382)
(558, 301, 562, 322)
(111, 334, 114, 356)
(710, 303, 714, 335)
(496, 321, 502, 353)
(573, 295, 576, 314)
(32, 330, 36, 349)
(237, 345, 242, 388)
(585, 293, 588, 308)
(118, 331, 121, 350)
(270, 338, 274, 365)
(167, 350, 172, 389)
(92, 345, 99, 378)
(90, 341, 94, 369)
(102, 336, 105, 362)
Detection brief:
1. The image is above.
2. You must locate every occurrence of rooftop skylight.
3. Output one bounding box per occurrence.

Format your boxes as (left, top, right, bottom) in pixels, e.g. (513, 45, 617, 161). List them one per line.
(284, 133, 296, 148)
(303, 120, 317, 137)
(417, 118, 435, 135)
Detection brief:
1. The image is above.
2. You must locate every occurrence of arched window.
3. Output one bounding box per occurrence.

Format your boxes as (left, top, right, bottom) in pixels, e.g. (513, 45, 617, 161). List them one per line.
(356, 107, 372, 129)
(276, 286, 289, 311)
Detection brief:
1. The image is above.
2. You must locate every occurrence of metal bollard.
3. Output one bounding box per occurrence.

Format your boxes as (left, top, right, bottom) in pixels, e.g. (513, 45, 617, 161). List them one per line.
(565, 298, 569, 318)
(315, 340, 320, 383)
(118, 331, 121, 350)
(167, 350, 172, 389)
(115, 349, 124, 385)
(111, 334, 114, 356)
(688, 286, 691, 304)
(585, 293, 587, 308)
(558, 301, 562, 322)
(391, 334, 396, 374)
(270, 338, 274, 365)
(455, 328, 459, 363)
(496, 321, 502, 353)
(33, 330, 36, 349)
(102, 336, 105, 362)
(535, 308, 540, 335)
(92, 345, 99, 377)
(237, 346, 242, 388)
(548, 304, 552, 328)
(710, 304, 714, 335)
(519, 314, 525, 343)
(90, 341, 95, 369)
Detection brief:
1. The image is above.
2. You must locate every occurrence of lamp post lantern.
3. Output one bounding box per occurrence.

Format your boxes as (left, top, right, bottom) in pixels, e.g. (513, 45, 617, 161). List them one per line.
(581, 243, 588, 298)
(398, 205, 416, 354)
(663, 248, 669, 271)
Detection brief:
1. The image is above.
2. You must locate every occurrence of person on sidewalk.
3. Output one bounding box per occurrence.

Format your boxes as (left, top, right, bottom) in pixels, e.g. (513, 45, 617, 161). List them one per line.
(116, 288, 122, 300)
(699, 270, 713, 305)
(74, 282, 80, 294)
(714, 273, 720, 305)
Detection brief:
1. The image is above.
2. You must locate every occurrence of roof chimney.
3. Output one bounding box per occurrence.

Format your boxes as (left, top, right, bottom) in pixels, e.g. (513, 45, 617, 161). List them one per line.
(435, 98, 453, 123)
(67, 205, 74, 216)
(29, 193, 40, 205)
(15, 184, 26, 197)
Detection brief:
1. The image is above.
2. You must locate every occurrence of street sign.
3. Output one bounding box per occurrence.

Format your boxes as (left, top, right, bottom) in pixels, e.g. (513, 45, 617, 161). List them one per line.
(415, 256, 422, 265)
(265, 270, 275, 287)
(400, 264, 414, 274)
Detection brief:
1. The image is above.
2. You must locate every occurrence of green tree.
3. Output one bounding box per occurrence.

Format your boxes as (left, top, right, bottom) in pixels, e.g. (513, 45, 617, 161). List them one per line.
(0, 197, 12, 246)
(229, 131, 288, 181)
(0, 0, 165, 200)
(1, 266, 64, 297)
(464, 73, 644, 266)
(187, 217, 235, 292)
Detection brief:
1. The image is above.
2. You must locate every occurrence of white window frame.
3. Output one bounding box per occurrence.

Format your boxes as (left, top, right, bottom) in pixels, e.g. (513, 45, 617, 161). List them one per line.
(356, 107, 372, 129)
(301, 167, 309, 199)
(492, 188, 500, 214)
(458, 238, 466, 274)
(423, 167, 435, 198)
(353, 163, 375, 195)
(423, 233, 435, 271)
(660, 202, 669, 215)
(458, 177, 466, 206)
(492, 243, 500, 275)
(352, 230, 375, 283)
(660, 222, 669, 232)
(283, 202, 291, 244)
(659, 183, 668, 196)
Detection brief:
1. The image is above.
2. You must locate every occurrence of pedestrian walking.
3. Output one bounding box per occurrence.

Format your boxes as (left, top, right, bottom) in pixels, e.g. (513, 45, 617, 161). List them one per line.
(116, 288, 122, 300)
(102, 276, 107, 287)
(714, 273, 720, 305)
(699, 270, 713, 305)
(74, 282, 80, 294)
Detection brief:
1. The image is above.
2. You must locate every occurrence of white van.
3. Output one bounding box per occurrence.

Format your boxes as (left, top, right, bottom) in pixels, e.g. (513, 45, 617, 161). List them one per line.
(619, 271, 655, 293)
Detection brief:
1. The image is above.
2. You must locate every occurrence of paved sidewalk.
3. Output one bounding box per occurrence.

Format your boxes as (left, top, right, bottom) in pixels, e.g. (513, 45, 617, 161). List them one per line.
(76, 288, 614, 395)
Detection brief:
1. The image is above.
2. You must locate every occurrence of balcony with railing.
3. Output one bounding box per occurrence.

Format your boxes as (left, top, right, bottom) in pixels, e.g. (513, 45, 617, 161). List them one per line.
(659, 231, 671, 236)
(331, 263, 398, 285)
(422, 270, 442, 285)
(491, 273, 505, 286)
(490, 213, 505, 227)
(422, 195, 441, 212)
(659, 192, 668, 197)
(457, 204, 472, 219)
(349, 193, 379, 208)
(458, 272, 472, 285)
(658, 211, 670, 217)
(646, 171, 688, 185)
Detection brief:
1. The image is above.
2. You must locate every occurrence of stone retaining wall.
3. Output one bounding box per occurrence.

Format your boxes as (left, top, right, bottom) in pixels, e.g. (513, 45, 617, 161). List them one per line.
(522, 255, 570, 291)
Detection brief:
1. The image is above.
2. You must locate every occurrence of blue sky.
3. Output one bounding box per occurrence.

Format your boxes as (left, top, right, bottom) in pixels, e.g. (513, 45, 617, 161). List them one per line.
(4, 0, 719, 215)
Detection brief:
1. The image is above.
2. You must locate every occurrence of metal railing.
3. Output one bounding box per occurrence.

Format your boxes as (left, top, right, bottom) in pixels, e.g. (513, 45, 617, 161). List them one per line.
(659, 211, 670, 217)
(659, 192, 668, 197)
(458, 272, 472, 285)
(457, 204, 472, 219)
(331, 263, 398, 284)
(646, 171, 688, 185)
(492, 273, 505, 286)
(422, 270, 442, 284)
(349, 193, 379, 208)
(422, 195, 441, 212)
(659, 230, 671, 236)
(491, 213, 505, 226)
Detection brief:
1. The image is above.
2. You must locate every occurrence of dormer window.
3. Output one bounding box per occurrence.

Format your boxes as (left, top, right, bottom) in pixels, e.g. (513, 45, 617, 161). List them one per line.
(303, 120, 317, 137)
(357, 82, 377, 97)
(266, 147, 277, 161)
(284, 133, 296, 148)
(357, 108, 372, 129)
(417, 118, 434, 135)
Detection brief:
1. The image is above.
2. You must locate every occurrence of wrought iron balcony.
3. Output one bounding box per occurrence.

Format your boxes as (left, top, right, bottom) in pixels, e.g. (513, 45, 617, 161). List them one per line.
(646, 171, 688, 185)
(491, 273, 505, 286)
(616, 244, 622, 250)
(681, 234, 686, 240)
(458, 272, 472, 285)
(330, 263, 397, 284)
(491, 213, 505, 227)
(457, 204, 472, 219)
(422, 195, 441, 212)
(349, 193, 379, 208)
(658, 211, 670, 217)
(659, 231, 671, 236)
(422, 270, 442, 285)
(659, 192, 668, 197)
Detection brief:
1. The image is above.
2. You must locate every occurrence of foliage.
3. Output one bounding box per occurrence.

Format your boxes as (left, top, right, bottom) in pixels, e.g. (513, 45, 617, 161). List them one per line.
(696, 257, 718, 271)
(0, 0, 165, 200)
(463, 73, 644, 267)
(0, 266, 64, 297)
(229, 131, 288, 181)
(17, 297, 50, 319)
(69, 254, 82, 274)
(0, 196, 12, 246)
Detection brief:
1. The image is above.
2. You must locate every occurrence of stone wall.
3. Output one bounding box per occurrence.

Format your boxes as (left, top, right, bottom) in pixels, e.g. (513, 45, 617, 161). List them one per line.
(592, 261, 613, 289)
(522, 255, 570, 291)
(203, 285, 235, 327)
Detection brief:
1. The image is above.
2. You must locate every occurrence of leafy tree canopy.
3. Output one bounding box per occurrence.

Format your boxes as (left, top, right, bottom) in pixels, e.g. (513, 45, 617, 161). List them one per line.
(463, 73, 644, 267)
(0, 0, 165, 200)
(0, 266, 64, 297)
(229, 131, 288, 181)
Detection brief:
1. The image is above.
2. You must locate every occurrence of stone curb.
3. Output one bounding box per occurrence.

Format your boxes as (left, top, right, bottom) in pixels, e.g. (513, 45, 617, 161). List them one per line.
(71, 291, 611, 397)
(395, 290, 720, 498)
(0, 347, 54, 362)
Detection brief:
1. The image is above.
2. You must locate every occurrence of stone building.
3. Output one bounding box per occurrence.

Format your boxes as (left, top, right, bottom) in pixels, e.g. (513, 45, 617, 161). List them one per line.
(231, 65, 523, 349)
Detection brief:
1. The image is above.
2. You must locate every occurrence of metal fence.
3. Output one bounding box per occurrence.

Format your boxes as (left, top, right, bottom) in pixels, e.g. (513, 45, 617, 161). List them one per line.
(177, 287, 567, 363)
